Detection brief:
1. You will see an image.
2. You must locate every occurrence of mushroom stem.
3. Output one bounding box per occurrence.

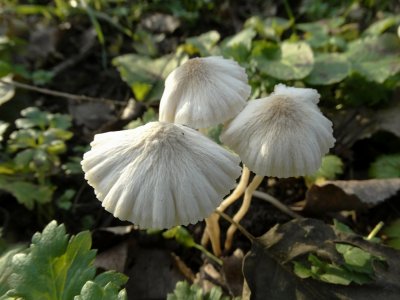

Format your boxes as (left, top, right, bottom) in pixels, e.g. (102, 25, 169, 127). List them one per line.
(205, 213, 221, 256)
(223, 175, 264, 251)
(201, 166, 251, 250)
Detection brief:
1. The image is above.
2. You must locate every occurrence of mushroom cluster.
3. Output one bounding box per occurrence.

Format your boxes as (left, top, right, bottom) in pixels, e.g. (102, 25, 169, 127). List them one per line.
(81, 56, 335, 231)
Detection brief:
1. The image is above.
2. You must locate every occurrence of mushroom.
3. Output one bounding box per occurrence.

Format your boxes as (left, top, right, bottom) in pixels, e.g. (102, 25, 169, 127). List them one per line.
(221, 84, 335, 178)
(81, 121, 242, 229)
(220, 84, 335, 250)
(159, 56, 251, 129)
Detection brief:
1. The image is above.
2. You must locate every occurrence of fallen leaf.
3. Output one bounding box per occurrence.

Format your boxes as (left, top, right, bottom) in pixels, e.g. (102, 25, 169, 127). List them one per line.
(300, 179, 400, 214)
(94, 242, 128, 273)
(125, 246, 185, 299)
(243, 218, 400, 300)
(221, 249, 244, 297)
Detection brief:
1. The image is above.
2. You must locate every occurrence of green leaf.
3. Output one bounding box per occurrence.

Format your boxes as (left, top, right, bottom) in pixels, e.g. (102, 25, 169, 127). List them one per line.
(185, 30, 220, 56)
(346, 33, 400, 83)
(243, 218, 400, 299)
(252, 41, 314, 80)
(221, 28, 256, 62)
(0, 245, 25, 297)
(383, 219, 400, 250)
(75, 272, 128, 300)
(245, 16, 291, 40)
(333, 219, 355, 234)
(0, 121, 8, 143)
(305, 155, 344, 185)
(363, 15, 400, 36)
(8, 129, 38, 152)
(56, 189, 75, 210)
(0, 76, 15, 106)
(16, 107, 48, 129)
(8, 221, 96, 300)
(113, 53, 188, 102)
(0, 61, 13, 78)
(369, 154, 400, 179)
(62, 156, 84, 175)
(335, 244, 375, 274)
(0, 177, 54, 209)
(167, 281, 229, 300)
(306, 54, 350, 85)
(48, 114, 72, 130)
(162, 226, 196, 248)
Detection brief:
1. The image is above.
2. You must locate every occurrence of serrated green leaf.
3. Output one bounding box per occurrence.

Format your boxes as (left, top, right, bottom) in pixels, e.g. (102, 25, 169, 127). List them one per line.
(75, 281, 127, 300)
(369, 154, 400, 179)
(252, 41, 314, 80)
(306, 54, 350, 85)
(346, 33, 400, 83)
(0, 245, 25, 296)
(8, 221, 96, 300)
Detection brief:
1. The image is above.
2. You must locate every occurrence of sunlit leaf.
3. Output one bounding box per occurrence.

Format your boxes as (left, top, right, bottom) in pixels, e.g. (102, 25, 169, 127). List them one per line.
(113, 53, 188, 102)
(364, 15, 400, 36)
(346, 33, 400, 83)
(306, 54, 350, 85)
(252, 41, 314, 80)
(185, 30, 220, 56)
(0, 122, 8, 142)
(0, 76, 15, 106)
(6, 221, 127, 300)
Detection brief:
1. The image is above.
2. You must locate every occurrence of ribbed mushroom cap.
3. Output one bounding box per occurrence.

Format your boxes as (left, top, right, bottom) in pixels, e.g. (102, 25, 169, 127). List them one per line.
(220, 84, 335, 178)
(159, 56, 251, 129)
(81, 121, 242, 229)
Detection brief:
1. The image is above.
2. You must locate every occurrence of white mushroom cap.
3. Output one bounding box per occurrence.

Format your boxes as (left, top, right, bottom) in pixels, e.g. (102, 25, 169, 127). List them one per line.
(220, 84, 335, 178)
(81, 121, 242, 229)
(159, 56, 251, 129)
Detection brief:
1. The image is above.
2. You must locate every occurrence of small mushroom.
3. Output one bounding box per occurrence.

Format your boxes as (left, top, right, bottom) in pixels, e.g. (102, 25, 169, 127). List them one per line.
(221, 84, 335, 178)
(81, 121, 242, 229)
(159, 56, 251, 129)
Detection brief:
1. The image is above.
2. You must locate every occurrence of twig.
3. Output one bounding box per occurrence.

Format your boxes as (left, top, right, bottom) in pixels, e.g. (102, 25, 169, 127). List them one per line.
(215, 210, 255, 242)
(0, 79, 125, 106)
(252, 190, 303, 219)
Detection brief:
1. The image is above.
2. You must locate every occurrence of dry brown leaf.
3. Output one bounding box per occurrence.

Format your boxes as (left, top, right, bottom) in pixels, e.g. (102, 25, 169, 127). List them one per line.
(301, 179, 400, 214)
(94, 241, 128, 273)
(221, 249, 244, 297)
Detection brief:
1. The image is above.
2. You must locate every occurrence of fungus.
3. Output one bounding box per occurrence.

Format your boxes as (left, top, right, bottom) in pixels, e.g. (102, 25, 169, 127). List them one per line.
(221, 84, 335, 178)
(81, 121, 241, 229)
(159, 56, 251, 129)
